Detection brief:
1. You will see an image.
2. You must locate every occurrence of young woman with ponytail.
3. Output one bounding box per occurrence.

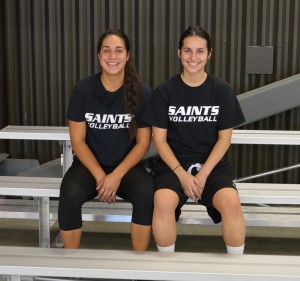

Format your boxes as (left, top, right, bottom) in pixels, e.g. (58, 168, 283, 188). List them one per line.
(58, 29, 153, 250)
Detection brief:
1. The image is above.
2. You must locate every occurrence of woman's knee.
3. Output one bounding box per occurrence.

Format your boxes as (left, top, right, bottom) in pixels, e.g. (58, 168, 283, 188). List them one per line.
(60, 180, 86, 206)
(213, 188, 242, 216)
(127, 172, 154, 203)
(154, 189, 179, 214)
(131, 184, 154, 211)
(60, 163, 96, 205)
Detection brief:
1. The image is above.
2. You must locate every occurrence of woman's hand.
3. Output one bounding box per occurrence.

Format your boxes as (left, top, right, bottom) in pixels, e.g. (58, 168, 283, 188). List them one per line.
(176, 168, 203, 202)
(96, 171, 122, 203)
(194, 170, 207, 195)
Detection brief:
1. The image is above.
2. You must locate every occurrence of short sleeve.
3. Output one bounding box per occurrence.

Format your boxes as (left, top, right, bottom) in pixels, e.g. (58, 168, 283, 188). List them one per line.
(143, 86, 170, 129)
(218, 86, 245, 130)
(66, 83, 86, 122)
(136, 84, 152, 128)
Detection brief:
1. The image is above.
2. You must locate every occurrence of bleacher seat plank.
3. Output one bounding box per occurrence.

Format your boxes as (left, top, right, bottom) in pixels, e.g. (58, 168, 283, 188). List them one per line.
(0, 176, 60, 197)
(237, 182, 300, 204)
(0, 246, 300, 280)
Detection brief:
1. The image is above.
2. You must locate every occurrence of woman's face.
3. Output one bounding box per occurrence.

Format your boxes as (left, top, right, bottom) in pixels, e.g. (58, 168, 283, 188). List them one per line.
(178, 35, 211, 75)
(98, 35, 129, 76)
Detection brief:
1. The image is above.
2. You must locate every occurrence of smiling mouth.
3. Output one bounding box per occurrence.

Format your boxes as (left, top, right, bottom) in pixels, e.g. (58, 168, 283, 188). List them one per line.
(188, 62, 200, 66)
(107, 62, 119, 66)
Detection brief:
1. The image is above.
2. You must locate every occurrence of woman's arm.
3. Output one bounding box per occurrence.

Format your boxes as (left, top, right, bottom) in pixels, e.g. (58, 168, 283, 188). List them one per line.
(113, 126, 152, 177)
(69, 120, 106, 184)
(152, 126, 201, 202)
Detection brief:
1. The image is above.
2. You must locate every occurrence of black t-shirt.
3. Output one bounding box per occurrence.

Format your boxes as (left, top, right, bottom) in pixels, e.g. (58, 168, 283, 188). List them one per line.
(143, 73, 245, 163)
(67, 73, 151, 167)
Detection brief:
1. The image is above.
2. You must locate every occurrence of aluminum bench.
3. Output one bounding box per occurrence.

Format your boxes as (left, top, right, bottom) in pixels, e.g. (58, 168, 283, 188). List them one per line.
(0, 246, 300, 281)
(0, 176, 300, 248)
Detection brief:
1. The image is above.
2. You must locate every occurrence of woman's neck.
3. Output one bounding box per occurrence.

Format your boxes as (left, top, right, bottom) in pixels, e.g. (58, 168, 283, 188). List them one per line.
(100, 72, 124, 92)
(181, 71, 207, 87)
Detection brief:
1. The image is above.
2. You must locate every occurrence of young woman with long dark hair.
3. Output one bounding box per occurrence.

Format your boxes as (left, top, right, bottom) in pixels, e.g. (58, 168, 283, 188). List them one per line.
(58, 29, 154, 250)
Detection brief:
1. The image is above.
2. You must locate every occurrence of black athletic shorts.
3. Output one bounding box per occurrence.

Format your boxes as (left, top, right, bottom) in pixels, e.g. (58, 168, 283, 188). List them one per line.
(151, 157, 237, 224)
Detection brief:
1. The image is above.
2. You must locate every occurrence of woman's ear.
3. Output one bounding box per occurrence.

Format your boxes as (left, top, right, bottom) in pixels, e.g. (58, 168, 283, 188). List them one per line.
(177, 48, 181, 59)
(208, 48, 213, 60)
